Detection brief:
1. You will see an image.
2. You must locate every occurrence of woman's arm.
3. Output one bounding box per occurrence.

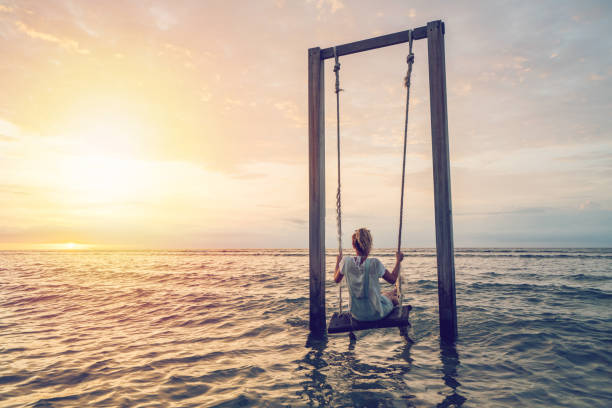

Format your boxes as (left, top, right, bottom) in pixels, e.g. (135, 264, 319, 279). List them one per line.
(334, 255, 344, 283)
(382, 251, 404, 284)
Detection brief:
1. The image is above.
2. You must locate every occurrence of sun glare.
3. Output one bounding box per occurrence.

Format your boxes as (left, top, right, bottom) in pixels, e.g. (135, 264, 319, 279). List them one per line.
(64, 105, 150, 157)
(41, 242, 92, 250)
(60, 154, 146, 203)
(53, 98, 160, 204)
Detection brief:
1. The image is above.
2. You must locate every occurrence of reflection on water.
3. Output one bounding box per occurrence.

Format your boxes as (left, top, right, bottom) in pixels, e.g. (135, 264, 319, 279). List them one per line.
(438, 340, 466, 408)
(299, 331, 419, 407)
(298, 335, 332, 406)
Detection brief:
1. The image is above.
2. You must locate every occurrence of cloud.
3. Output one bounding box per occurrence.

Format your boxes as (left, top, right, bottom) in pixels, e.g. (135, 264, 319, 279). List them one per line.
(160, 42, 202, 69)
(224, 97, 244, 108)
(316, 0, 344, 14)
(274, 100, 304, 127)
(0, 134, 17, 142)
(489, 55, 531, 84)
(285, 217, 306, 226)
(451, 81, 472, 97)
(455, 207, 612, 247)
(164, 42, 193, 59)
(64, 0, 99, 37)
(578, 200, 601, 211)
(0, 5, 15, 13)
(556, 151, 612, 166)
(0, 118, 20, 140)
(456, 207, 551, 217)
(149, 5, 177, 31)
(0, 184, 36, 196)
(589, 73, 605, 81)
(15, 20, 90, 54)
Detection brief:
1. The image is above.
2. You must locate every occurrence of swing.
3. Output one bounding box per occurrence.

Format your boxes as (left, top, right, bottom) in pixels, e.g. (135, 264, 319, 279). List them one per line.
(327, 31, 415, 334)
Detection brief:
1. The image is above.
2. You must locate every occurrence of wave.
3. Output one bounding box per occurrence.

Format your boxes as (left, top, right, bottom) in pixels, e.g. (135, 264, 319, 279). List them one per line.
(183, 249, 612, 260)
(466, 282, 612, 301)
(568, 273, 612, 282)
(455, 253, 612, 259)
(2, 248, 611, 408)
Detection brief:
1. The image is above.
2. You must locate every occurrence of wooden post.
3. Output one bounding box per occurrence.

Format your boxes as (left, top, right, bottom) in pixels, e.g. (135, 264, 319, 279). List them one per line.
(308, 47, 326, 337)
(427, 20, 458, 342)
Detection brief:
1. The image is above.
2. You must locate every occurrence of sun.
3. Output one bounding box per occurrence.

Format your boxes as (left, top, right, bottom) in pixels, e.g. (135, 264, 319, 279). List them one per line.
(61, 154, 146, 203)
(55, 100, 156, 204)
(45, 242, 91, 250)
(63, 102, 150, 157)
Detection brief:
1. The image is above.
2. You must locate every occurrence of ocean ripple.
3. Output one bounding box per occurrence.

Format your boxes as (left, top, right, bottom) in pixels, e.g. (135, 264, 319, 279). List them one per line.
(0, 248, 610, 407)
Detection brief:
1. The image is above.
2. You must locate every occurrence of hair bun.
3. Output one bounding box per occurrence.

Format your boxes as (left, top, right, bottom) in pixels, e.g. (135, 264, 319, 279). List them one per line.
(352, 228, 373, 256)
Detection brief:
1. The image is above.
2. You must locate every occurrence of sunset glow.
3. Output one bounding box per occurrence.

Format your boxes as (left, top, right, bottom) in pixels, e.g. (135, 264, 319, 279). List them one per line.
(5, 242, 95, 251)
(2, 3, 610, 408)
(58, 242, 93, 250)
(0, 1, 610, 249)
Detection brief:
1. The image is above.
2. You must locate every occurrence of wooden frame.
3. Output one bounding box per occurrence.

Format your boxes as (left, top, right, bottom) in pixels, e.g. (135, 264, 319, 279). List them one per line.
(308, 20, 457, 342)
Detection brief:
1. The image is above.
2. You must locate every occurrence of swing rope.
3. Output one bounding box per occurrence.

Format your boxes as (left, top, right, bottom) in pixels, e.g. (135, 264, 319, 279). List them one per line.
(396, 30, 414, 306)
(333, 46, 344, 314)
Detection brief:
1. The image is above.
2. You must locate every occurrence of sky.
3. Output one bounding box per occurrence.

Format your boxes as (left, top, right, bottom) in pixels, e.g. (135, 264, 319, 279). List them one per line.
(0, 0, 610, 249)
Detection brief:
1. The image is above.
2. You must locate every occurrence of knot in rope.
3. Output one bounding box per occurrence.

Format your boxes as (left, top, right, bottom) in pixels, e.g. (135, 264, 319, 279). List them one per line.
(404, 32, 415, 88)
(404, 53, 415, 88)
(333, 46, 342, 94)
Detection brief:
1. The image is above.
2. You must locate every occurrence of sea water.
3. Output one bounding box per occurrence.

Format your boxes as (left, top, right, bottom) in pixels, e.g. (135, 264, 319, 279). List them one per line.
(1, 248, 611, 407)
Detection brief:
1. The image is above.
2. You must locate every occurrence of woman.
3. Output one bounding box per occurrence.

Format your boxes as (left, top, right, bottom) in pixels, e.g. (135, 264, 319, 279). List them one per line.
(334, 228, 405, 321)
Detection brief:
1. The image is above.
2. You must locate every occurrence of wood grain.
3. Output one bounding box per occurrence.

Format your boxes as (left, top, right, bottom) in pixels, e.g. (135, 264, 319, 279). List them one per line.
(328, 305, 412, 334)
(308, 47, 326, 337)
(320, 26, 429, 60)
(427, 20, 458, 342)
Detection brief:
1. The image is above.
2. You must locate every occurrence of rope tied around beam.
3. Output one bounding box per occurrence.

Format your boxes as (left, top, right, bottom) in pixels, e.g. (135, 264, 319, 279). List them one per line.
(334, 47, 342, 94)
(333, 46, 345, 314)
(404, 54, 415, 87)
(396, 30, 414, 306)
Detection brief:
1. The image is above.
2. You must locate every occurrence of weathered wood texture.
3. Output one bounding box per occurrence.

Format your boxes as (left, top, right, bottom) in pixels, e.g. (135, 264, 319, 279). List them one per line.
(320, 25, 432, 60)
(328, 305, 412, 334)
(308, 47, 326, 337)
(427, 20, 458, 342)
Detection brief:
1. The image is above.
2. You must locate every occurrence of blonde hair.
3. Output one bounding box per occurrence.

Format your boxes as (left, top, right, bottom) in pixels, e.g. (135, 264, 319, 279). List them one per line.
(352, 228, 373, 256)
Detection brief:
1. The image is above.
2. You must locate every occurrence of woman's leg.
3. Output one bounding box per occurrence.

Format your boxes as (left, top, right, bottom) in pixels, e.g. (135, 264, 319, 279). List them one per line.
(382, 289, 399, 306)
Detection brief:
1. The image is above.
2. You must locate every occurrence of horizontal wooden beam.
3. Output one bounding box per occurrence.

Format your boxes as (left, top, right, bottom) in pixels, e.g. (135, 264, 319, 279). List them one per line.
(320, 22, 441, 60)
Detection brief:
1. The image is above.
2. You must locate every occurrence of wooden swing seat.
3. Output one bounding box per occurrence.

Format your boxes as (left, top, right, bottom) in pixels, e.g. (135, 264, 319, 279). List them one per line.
(328, 305, 411, 334)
